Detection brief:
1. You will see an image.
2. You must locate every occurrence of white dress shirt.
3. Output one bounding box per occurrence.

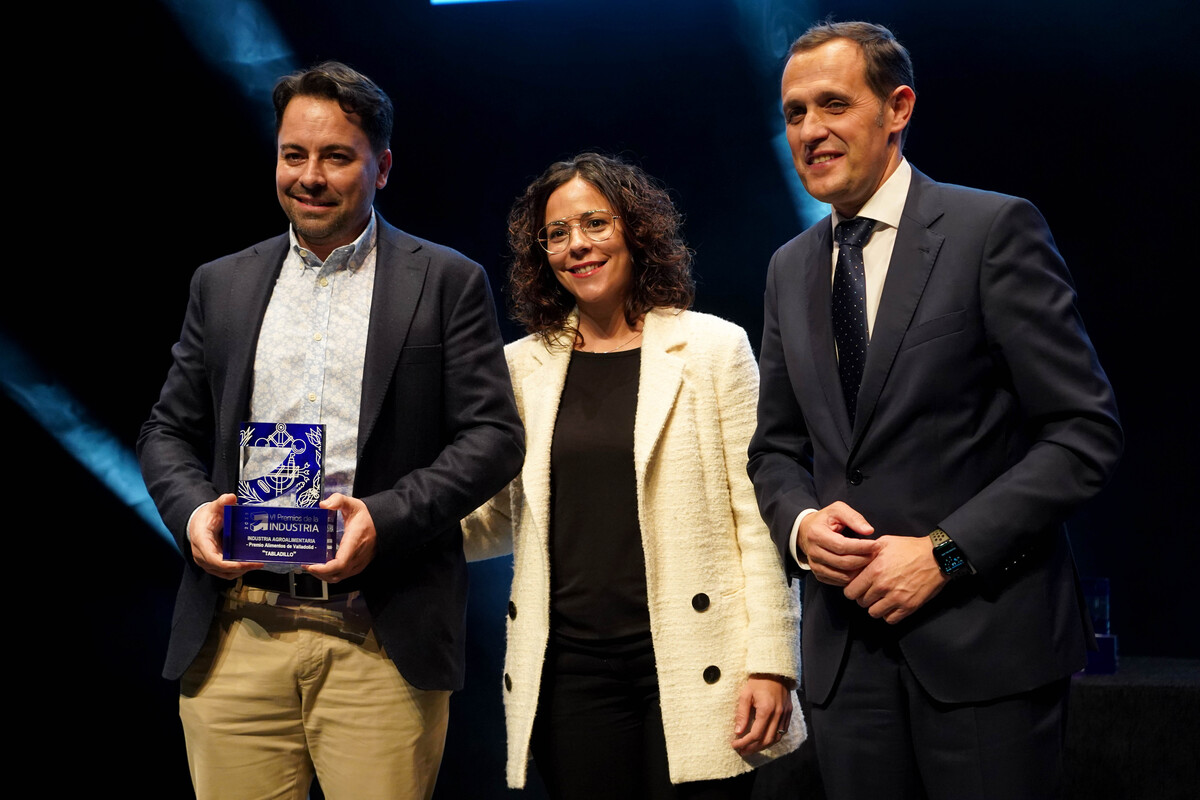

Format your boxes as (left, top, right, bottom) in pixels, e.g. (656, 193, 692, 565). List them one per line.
(790, 159, 913, 567)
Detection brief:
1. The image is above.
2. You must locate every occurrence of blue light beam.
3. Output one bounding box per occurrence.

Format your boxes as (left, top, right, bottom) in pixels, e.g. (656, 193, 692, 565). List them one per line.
(161, 0, 296, 141)
(0, 332, 177, 551)
(732, 0, 828, 230)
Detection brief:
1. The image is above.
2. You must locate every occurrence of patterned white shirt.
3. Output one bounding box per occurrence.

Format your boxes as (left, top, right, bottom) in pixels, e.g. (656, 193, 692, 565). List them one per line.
(250, 213, 378, 500)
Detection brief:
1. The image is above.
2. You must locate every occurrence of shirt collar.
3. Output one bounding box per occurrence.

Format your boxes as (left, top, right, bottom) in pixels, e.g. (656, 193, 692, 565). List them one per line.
(831, 157, 912, 233)
(289, 211, 378, 273)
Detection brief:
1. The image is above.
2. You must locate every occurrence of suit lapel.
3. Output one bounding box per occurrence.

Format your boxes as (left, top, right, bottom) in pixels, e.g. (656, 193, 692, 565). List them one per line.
(634, 309, 685, 483)
(521, 333, 572, 541)
(803, 223, 854, 449)
(852, 171, 945, 451)
(220, 234, 288, 471)
(359, 217, 428, 452)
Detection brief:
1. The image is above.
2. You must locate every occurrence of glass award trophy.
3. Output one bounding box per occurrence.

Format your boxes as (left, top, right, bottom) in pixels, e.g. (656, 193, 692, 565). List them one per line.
(223, 422, 337, 567)
(1082, 576, 1118, 674)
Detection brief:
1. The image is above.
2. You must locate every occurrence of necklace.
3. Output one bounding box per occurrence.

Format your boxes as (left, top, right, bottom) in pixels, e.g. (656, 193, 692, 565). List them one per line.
(583, 328, 643, 353)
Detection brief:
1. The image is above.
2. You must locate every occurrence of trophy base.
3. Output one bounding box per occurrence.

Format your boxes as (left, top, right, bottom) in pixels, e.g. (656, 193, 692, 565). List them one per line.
(223, 504, 336, 565)
(1085, 633, 1119, 675)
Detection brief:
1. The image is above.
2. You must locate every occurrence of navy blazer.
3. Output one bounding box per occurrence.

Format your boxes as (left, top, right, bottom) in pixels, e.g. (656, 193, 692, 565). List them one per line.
(748, 168, 1122, 705)
(138, 216, 524, 691)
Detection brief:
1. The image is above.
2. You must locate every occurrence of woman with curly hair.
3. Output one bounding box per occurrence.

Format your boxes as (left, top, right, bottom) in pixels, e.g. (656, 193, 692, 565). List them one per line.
(464, 152, 804, 799)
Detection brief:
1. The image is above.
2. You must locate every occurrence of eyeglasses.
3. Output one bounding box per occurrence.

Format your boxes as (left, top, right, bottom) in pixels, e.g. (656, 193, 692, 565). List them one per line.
(537, 210, 620, 254)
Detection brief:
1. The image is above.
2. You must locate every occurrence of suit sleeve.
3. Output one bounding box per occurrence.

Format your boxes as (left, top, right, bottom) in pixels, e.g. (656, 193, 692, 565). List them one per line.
(716, 324, 800, 679)
(747, 250, 820, 577)
(460, 344, 526, 563)
(940, 197, 1123, 575)
(137, 266, 220, 555)
(361, 263, 525, 553)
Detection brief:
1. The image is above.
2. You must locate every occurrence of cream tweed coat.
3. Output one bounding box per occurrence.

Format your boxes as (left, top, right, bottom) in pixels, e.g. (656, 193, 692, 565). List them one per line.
(463, 307, 805, 787)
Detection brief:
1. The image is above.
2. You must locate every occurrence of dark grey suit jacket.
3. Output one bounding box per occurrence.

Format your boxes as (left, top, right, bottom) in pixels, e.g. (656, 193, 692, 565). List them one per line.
(748, 168, 1122, 706)
(138, 216, 524, 690)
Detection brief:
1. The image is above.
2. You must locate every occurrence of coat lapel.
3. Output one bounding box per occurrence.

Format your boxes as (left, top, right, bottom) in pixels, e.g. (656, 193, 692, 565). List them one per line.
(519, 310, 685, 545)
(852, 170, 945, 452)
(634, 309, 685, 483)
(521, 332, 573, 541)
(358, 217, 428, 452)
(219, 234, 288, 472)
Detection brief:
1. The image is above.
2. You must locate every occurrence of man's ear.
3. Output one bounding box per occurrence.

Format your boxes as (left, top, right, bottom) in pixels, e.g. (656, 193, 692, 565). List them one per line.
(376, 149, 393, 189)
(887, 85, 916, 138)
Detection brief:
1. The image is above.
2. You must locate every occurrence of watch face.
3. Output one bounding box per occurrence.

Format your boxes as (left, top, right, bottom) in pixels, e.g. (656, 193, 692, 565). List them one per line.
(941, 551, 966, 572)
(935, 542, 966, 575)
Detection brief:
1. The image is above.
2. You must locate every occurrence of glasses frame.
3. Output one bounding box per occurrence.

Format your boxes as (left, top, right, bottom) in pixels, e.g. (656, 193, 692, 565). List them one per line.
(537, 210, 621, 254)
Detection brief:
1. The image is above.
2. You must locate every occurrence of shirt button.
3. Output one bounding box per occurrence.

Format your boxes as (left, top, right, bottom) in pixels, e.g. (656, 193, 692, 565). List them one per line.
(307, 393, 317, 402)
(313, 333, 323, 342)
(319, 277, 329, 287)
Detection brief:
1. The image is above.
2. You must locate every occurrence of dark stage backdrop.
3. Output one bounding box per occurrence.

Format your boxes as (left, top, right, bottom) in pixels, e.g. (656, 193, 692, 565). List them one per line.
(5, 0, 1194, 796)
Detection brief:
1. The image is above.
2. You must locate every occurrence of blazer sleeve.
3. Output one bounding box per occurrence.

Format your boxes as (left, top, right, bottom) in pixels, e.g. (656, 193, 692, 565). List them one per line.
(715, 324, 800, 679)
(137, 265, 221, 554)
(938, 197, 1123, 574)
(747, 248, 820, 576)
(460, 340, 533, 563)
(360, 261, 525, 552)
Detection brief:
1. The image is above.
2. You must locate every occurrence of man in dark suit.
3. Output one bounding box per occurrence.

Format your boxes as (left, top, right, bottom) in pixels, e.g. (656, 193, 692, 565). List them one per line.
(747, 22, 1122, 799)
(138, 62, 523, 799)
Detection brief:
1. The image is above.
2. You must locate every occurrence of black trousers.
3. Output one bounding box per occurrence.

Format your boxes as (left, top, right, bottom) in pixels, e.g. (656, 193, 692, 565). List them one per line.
(811, 616, 1069, 800)
(530, 632, 755, 800)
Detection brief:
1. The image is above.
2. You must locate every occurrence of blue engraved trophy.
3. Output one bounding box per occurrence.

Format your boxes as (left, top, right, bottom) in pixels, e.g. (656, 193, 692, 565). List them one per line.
(1082, 576, 1118, 674)
(223, 422, 336, 569)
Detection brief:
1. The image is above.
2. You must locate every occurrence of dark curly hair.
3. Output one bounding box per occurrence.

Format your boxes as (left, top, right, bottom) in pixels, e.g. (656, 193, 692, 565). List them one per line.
(507, 152, 694, 343)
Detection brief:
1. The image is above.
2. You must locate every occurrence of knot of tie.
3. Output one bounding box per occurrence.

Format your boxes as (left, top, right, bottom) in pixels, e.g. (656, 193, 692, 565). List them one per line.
(835, 216, 876, 248)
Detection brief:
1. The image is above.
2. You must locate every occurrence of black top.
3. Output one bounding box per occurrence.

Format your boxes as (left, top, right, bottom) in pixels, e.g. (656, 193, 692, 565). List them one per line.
(548, 348, 649, 640)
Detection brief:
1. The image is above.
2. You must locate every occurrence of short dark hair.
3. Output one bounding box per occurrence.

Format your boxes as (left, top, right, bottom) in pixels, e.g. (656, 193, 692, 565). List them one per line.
(273, 61, 393, 154)
(790, 20, 915, 110)
(507, 152, 694, 343)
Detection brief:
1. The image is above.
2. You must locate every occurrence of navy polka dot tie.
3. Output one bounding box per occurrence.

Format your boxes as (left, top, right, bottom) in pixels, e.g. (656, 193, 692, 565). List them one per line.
(832, 217, 876, 426)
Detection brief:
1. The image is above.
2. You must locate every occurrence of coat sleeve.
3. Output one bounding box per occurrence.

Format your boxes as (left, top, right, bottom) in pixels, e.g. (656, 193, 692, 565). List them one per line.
(137, 265, 221, 555)
(747, 248, 820, 576)
(461, 343, 524, 562)
(939, 197, 1123, 575)
(714, 324, 800, 680)
(360, 262, 525, 553)
(461, 489, 516, 562)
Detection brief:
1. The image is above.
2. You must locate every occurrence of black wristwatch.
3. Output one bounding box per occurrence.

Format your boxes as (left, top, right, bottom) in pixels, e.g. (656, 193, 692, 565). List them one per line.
(930, 528, 969, 579)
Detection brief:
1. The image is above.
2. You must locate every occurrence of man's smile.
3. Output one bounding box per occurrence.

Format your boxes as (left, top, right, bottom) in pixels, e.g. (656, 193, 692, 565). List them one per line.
(290, 193, 337, 208)
(807, 152, 843, 166)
